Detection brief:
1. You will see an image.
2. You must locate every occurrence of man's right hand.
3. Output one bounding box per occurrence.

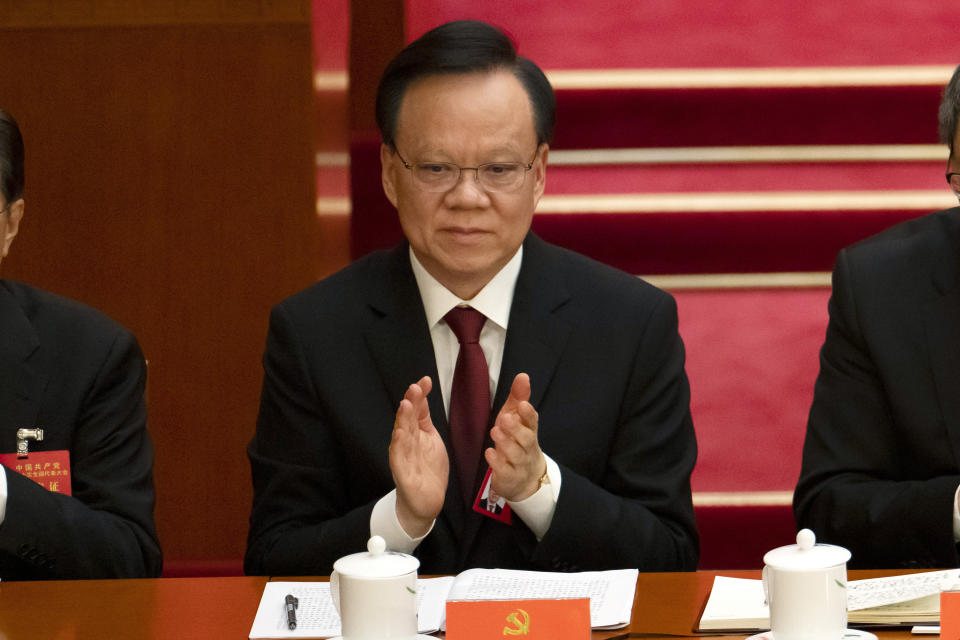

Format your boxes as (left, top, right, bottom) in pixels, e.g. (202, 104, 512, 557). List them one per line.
(389, 376, 448, 538)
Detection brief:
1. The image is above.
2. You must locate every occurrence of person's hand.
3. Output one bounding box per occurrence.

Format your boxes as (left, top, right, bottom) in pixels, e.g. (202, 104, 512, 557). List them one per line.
(389, 376, 448, 537)
(485, 373, 546, 501)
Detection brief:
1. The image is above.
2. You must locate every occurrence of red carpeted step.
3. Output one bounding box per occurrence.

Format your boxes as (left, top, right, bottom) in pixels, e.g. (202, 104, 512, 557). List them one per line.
(531, 208, 927, 274)
(406, 1, 957, 69)
(553, 86, 943, 150)
(683, 284, 824, 568)
(678, 288, 828, 493)
(546, 161, 946, 194)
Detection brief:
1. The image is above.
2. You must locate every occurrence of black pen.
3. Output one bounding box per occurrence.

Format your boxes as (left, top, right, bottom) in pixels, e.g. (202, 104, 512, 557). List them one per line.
(284, 594, 298, 630)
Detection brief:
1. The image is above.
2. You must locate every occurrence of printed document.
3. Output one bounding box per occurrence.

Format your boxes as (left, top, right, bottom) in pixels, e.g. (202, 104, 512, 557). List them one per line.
(249, 568, 638, 638)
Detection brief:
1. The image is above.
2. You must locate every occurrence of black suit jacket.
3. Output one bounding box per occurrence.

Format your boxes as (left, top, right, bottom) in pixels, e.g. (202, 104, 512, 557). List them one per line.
(246, 234, 698, 575)
(795, 208, 960, 568)
(0, 280, 160, 579)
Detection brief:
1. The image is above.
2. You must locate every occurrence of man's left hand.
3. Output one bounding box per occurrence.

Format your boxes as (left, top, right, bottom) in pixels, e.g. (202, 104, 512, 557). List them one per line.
(485, 373, 546, 501)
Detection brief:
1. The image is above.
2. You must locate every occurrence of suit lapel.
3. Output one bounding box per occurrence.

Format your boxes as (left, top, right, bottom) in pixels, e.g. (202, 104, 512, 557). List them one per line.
(0, 282, 46, 452)
(360, 246, 467, 537)
(362, 248, 444, 419)
(925, 286, 960, 466)
(922, 215, 960, 469)
(495, 235, 573, 427)
(460, 235, 574, 565)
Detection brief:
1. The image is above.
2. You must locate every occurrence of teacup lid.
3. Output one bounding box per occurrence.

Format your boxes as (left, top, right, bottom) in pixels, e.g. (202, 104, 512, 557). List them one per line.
(763, 529, 851, 570)
(332, 536, 420, 578)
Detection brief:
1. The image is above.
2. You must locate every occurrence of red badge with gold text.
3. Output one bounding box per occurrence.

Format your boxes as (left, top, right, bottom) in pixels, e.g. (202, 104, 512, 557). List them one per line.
(446, 597, 591, 640)
(473, 468, 512, 523)
(0, 450, 72, 495)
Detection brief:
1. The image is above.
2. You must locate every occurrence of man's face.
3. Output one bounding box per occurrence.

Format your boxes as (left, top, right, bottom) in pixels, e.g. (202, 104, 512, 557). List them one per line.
(0, 194, 23, 269)
(381, 70, 547, 299)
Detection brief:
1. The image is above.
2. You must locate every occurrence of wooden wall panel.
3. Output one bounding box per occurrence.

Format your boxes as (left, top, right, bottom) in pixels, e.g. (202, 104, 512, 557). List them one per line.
(0, 2, 321, 570)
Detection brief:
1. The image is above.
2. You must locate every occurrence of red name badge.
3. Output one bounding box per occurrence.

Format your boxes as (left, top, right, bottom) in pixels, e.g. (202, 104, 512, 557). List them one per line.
(473, 468, 512, 524)
(446, 597, 591, 640)
(0, 450, 72, 495)
(943, 591, 960, 640)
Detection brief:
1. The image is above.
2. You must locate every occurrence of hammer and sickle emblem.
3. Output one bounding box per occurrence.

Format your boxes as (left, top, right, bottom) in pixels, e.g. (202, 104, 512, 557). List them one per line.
(502, 608, 530, 636)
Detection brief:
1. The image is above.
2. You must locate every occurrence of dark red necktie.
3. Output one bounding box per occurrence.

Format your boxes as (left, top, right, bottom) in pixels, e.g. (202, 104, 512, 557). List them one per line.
(445, 306, 490, 506)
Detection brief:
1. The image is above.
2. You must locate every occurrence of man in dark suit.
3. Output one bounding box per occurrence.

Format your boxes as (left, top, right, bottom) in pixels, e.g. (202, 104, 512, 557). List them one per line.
(794, 64, 960, 568)
(0, 109, 161, 579)
(246, 20, 698, 575)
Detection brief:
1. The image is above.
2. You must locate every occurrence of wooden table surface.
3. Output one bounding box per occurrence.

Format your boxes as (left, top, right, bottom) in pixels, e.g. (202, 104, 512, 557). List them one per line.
(0, 570, 925, 639)
(0, 575, 268, 639)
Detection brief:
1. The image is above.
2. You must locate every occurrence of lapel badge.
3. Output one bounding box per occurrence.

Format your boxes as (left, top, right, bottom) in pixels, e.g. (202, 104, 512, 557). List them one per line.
(16, 427, 44, 458)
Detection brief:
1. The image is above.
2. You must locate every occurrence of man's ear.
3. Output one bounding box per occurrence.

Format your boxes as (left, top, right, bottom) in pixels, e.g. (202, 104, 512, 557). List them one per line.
(381, 143, 399, 208)
(532, 144, 548, 205)
(2, 198, 24, 258)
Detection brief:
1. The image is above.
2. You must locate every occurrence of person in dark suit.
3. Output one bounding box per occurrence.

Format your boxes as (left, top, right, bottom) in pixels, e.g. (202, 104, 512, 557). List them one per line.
(246, 20, 698, 575)
(794, 64, 960, 568)
(0, 109, 161, 579)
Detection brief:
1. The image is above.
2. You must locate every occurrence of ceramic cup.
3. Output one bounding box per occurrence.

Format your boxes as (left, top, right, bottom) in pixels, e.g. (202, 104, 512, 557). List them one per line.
(762, 529, 851, 640)
(330, 536, 420, 640)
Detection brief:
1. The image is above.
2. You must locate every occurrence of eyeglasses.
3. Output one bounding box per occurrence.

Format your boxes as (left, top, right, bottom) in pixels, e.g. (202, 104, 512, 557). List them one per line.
(394, 149, 538, 193)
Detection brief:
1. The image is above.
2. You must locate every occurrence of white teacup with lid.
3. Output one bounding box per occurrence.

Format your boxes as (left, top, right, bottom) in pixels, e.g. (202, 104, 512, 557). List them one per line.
(330, 535, 432, 640)
(761, 529, 853, 640)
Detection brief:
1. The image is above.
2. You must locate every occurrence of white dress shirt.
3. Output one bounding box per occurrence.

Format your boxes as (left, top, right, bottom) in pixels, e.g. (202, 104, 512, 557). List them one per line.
(371, 246, 561, 552)
(0, 465, 7, 524)
(953, 485, 960, 541)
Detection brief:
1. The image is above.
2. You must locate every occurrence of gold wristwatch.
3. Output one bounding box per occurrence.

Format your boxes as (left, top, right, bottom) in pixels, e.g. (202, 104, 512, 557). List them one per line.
(538, 466, 551, 489)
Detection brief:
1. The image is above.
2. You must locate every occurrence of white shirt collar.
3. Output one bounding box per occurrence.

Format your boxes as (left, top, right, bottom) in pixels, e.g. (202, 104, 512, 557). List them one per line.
(409, 245, 523, 331)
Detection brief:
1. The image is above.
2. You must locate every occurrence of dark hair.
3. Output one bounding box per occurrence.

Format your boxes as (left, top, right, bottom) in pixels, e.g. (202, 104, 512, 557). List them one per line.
(375, 20, 555, 151)
(938, 64, 960, 152)
(0, 109, 24, 204)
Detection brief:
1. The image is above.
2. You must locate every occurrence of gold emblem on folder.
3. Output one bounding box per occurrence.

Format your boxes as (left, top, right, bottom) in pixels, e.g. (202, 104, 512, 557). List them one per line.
(503, 608, 530, 636)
